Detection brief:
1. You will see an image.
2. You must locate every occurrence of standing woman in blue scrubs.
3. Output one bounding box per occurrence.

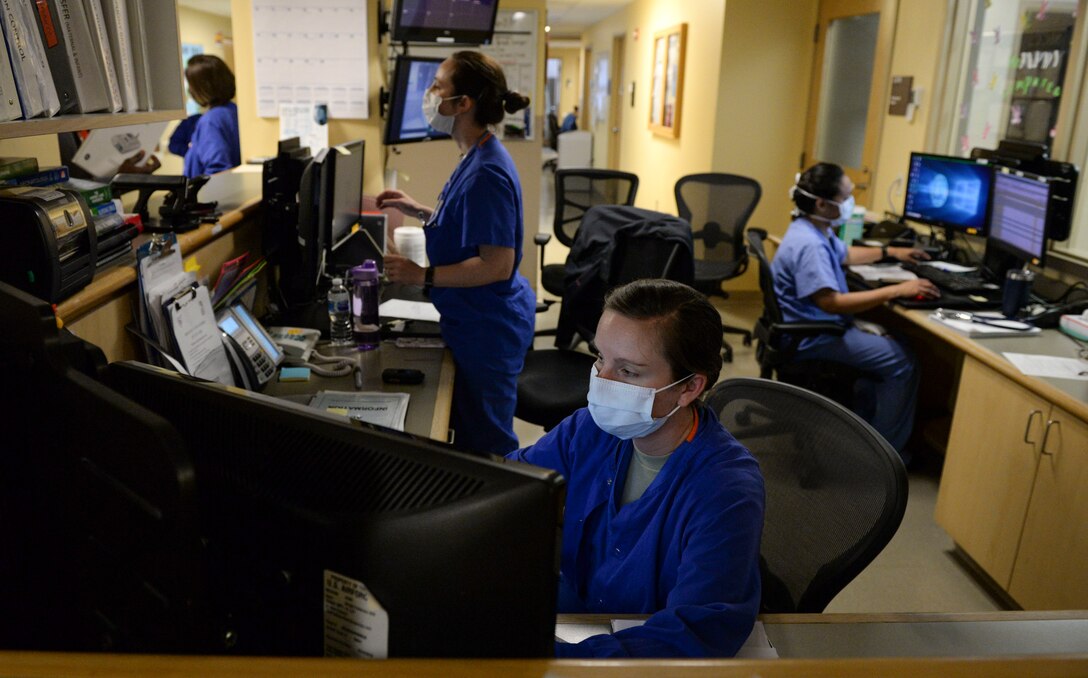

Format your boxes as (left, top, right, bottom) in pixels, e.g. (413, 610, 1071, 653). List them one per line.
(178, 55, 241, 178)
(378, 51, 536, 454)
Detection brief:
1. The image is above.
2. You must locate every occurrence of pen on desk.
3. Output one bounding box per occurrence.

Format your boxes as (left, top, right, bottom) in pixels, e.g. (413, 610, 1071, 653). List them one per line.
(354, 366, 363, 390)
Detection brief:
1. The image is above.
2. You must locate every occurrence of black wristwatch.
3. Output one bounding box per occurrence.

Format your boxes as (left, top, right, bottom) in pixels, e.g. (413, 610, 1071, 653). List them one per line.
(417, 209, 427, 224)
(423, 265, 435, 290)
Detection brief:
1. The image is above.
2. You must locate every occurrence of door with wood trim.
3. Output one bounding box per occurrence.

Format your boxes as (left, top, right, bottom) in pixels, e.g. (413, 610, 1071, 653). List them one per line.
(803, 0, 898, 210)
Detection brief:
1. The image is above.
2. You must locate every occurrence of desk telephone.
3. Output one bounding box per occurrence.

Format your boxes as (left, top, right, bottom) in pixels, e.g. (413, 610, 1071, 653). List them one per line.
(216, 303, 284, 390)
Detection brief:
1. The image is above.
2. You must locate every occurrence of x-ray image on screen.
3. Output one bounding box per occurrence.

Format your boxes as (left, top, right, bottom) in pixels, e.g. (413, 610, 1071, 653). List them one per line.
(903, 153, 993, 234)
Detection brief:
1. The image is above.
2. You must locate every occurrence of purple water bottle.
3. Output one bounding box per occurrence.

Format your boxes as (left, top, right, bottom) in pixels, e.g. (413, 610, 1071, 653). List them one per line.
(350, 260, 381, 350)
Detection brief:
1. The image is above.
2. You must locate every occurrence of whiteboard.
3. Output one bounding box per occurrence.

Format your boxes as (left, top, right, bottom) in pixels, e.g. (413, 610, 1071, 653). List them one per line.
(251, 0, 369, 119)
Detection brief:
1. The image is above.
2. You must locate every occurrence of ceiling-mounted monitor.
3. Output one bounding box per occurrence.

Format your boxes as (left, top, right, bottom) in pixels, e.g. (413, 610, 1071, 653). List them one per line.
(391, 0, 499, 45)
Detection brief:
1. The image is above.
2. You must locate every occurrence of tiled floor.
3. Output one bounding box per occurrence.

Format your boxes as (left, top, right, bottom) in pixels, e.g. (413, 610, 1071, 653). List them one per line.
(515, 169, 1003, 613)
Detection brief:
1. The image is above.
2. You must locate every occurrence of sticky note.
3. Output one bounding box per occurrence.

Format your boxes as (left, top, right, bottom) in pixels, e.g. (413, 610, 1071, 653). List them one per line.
(279, 367, 311, 382)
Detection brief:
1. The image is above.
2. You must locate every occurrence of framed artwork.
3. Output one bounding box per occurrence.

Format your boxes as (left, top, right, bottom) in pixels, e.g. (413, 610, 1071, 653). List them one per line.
(649, 23, 687, 138)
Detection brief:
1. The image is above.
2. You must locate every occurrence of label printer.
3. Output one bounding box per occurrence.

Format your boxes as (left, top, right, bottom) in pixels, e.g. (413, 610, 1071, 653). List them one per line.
(0, 186, 97, 303)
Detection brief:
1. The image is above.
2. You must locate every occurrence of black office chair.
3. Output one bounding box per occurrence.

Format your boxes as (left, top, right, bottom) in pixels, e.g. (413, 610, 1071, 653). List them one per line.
(707, 377, 908, 613)
(518, 205, 694, 431)
(674, 173, 760, 362)
(746, 228, 871, 408)
(535, 169, 640, 309)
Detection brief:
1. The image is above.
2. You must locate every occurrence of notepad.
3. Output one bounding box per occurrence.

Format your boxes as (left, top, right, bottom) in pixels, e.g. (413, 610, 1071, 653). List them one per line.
(278, 367, 310, 382)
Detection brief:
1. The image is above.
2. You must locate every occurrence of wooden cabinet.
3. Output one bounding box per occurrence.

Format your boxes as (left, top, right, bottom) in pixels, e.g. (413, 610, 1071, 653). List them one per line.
(937, 355, 1088, 607)
(935, 356, 1048, 587)
(1008, 407, 1088, 608)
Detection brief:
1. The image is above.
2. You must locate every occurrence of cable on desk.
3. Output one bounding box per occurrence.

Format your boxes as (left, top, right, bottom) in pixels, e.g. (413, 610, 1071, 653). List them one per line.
(284, 349, 355, 377)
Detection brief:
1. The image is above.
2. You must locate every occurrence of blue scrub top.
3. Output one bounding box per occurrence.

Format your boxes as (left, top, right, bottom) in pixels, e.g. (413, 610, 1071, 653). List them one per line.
(425, 133, 536, 369)
(508, 406, 764, 658)
(772, 216, 851, 347)
(183, 102, 241, 177)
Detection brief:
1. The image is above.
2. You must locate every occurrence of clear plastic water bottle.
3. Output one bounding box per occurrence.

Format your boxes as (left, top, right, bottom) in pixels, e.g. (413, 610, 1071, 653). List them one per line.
(327, 277, 353, 345)
(350, 260, 381, 350)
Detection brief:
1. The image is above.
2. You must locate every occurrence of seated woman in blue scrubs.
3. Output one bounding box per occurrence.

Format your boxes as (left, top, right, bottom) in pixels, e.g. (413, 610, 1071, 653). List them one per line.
(773, 162, 938, 458)
(177, 55, 240, 178)
(509, 279, 765, 658)
(378, 51, 536, 455)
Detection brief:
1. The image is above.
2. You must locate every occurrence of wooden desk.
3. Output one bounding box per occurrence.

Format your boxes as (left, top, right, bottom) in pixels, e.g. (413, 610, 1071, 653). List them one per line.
(1, 613, 1086, 677)
(873, 303, 1088, 610)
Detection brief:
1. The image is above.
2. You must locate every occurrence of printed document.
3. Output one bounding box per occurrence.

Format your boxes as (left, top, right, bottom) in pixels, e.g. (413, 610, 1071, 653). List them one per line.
(309, 391, 410, 431)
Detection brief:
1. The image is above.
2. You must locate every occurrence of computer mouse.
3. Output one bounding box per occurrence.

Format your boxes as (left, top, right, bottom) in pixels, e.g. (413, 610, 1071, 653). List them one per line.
(915, 294, 927, 301)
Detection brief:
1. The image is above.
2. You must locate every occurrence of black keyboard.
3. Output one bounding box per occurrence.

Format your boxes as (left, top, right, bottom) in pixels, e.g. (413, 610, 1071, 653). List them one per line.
(902, 263, 997, 294)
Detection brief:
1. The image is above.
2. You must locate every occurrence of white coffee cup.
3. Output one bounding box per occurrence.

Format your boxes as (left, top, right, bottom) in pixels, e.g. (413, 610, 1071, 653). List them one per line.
(393, 226, 428, 268)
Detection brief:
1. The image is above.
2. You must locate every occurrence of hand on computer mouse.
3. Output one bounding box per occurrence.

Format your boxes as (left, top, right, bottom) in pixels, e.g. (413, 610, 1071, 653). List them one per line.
(895, 278, 940, 300)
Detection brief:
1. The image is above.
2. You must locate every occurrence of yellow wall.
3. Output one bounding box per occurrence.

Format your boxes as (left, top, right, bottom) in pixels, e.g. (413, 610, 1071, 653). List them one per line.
(229, 0, 387, 196)
(712, 0, 818, 292)
(870, 0, 950, 218)
(582, 0, 729, 214)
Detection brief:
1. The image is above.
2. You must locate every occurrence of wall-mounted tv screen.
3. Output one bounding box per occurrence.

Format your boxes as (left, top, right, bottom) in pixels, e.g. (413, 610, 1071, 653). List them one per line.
(383, 56, 450, 146)
(391, 0, 499, 44)
(903, 152, 993, 235)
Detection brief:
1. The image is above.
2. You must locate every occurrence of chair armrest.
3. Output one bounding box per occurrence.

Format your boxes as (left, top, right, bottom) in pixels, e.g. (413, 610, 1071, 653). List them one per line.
(771, 321, 848, 338)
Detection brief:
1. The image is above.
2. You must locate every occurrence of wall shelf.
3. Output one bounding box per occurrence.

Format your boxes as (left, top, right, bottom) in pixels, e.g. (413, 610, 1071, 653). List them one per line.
(0, 111, 186, 140)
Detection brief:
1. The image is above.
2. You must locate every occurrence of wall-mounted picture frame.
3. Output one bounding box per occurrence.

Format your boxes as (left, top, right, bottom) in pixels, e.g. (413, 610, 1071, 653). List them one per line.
(649, 23, 687, 139)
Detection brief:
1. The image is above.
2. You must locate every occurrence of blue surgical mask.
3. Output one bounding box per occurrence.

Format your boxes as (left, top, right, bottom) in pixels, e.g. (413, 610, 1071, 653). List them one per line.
(587, 366, 693, 440)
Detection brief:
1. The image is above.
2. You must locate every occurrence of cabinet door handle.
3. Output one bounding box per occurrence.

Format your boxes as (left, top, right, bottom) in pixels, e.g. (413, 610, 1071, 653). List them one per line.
(1023, 409, 1043, 444)
(1040, 419, 1060, 456)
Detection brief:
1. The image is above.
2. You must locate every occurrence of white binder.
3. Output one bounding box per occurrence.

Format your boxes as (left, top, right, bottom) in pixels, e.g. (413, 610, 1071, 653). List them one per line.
(0, 27, 22, 121)
(101, 0, 137, 111)
(55, 0, 110, 113)
(84, 0, 123, 112)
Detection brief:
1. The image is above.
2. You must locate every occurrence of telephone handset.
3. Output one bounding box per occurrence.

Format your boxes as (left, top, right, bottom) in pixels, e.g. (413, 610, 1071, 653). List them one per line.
(216, 303, 284, 390)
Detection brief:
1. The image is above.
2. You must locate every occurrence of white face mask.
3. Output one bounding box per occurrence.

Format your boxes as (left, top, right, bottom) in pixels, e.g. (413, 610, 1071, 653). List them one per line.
(422, 90, 461, 135)
(587, 365, 693, 440)
(790, 185, 855, 227)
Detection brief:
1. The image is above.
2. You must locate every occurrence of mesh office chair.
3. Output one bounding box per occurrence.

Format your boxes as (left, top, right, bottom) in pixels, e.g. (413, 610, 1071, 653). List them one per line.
(746, 228, 872, 408)
(518, 205, 693, 431)
(675, 173, 760, 362)
(707, 377, 907, 612)
(535, 169, 640, 307)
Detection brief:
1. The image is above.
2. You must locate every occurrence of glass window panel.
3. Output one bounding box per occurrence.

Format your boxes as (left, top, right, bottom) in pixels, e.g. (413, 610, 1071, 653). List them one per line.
(814, 13, 880, 168)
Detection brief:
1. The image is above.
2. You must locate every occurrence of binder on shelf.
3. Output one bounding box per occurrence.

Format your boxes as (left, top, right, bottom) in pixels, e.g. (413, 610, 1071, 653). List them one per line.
(100, 0, 137, 111)
(32, 0, 79, 114)
(124, 0, 150, 110)
(0, 28, 19, 121)
(135, 0, 182, 110)
(84, 0, 123, 112)
(1, 0, 61, 118)
(51, 0, 110, 113)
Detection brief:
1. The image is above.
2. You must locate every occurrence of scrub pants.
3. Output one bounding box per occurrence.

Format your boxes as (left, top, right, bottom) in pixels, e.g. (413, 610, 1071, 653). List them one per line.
(449, 350, 523, 455)
(795, 326, 918, 458)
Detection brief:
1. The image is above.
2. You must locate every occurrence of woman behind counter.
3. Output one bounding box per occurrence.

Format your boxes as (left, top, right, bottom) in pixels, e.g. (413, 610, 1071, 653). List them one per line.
(509, 279, 765, 658)
(175, 55, 241, 178)
(378, 51, 536, 455)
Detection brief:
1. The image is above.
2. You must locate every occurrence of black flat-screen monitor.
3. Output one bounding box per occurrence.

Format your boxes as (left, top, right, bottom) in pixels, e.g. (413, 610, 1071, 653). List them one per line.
(391, 0, 498, 44)
(903, 152, 993, 235)
(384, 56, 449, 145)
(103, 361, 564, 658)
(330, 140, 365, 248)
(988, 169, 1050, 266)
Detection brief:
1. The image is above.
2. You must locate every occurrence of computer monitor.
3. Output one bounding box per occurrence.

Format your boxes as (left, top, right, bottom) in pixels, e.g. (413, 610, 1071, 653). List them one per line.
(390, 0, 499, 45)
(987, 169, 1051, 267)
(329, 140, 365, 249)
(383, 55, 449, 145)
(903, 152, 993, 235)
(102, 361, 564, 658)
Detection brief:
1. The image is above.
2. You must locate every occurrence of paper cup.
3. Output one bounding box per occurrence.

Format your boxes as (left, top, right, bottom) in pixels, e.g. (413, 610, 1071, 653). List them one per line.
(393, 226, 428, 268)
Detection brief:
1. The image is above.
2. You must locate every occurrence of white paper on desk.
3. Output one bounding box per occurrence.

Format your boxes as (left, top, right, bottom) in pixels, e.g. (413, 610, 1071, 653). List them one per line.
(1003, 353, 1088, 380)
(920, 261, 977, 273)
(849, 264, 918, 283)
(166, 285, 234, 385)
(309, 391, 410, 431)
(609, 619, 778, 658)
(929, 311, 1041, 338)
(379, 299, 441, 323)
(72, 123, 169, 179)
